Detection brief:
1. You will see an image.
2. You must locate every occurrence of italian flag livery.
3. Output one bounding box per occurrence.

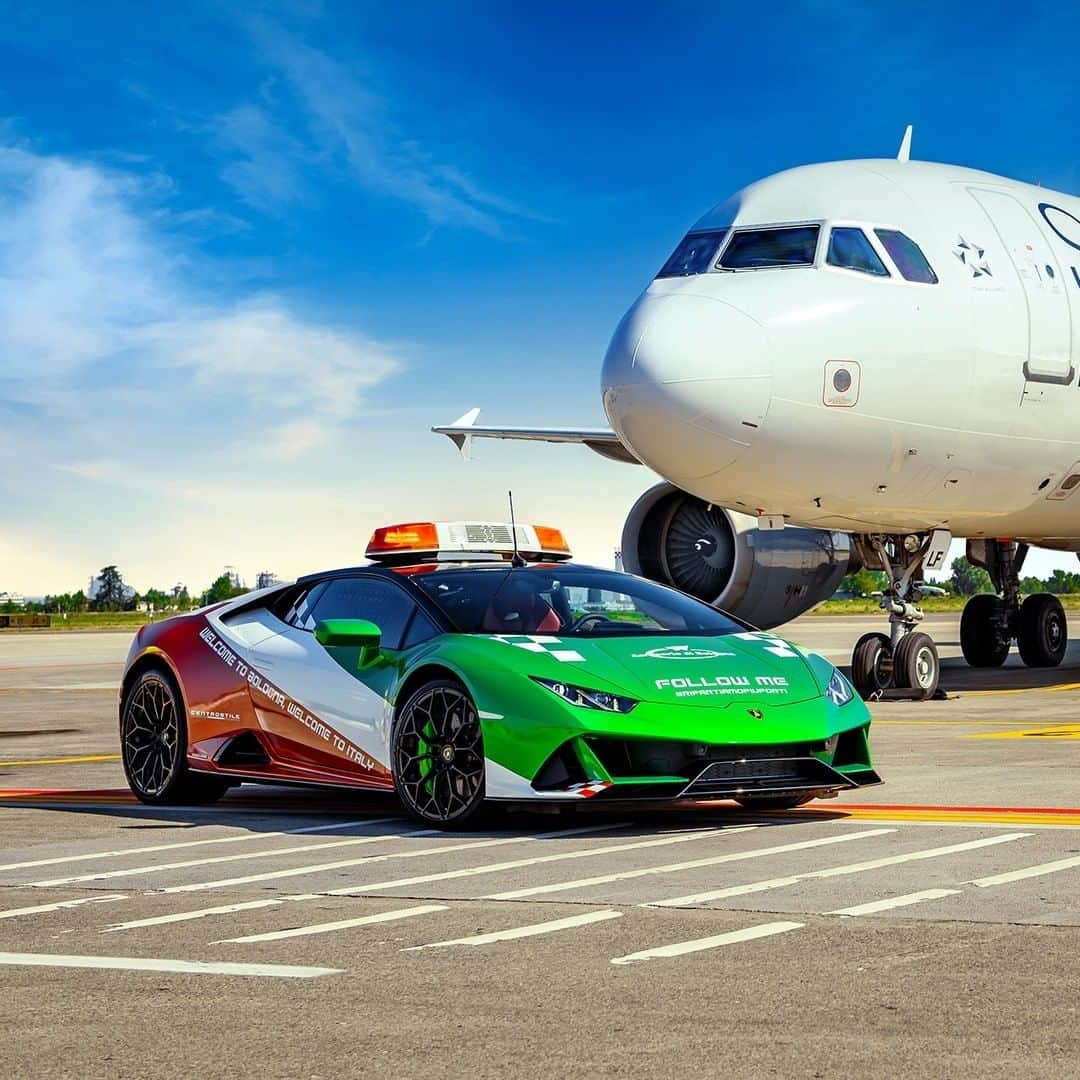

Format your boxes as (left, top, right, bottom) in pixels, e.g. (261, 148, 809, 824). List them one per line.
(119, 522, 879, 826)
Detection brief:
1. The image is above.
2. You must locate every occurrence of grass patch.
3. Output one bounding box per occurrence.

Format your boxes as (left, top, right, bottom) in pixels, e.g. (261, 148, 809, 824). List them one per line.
(814, 593, 1080, 615)
(0, 611, 171, 632)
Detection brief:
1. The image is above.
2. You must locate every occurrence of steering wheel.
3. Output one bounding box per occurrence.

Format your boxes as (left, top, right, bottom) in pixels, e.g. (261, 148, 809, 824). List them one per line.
(567, 612, 613, 633)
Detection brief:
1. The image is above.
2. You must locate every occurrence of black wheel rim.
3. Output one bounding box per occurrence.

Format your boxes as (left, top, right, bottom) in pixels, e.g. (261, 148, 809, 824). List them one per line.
(396, 687, 484, 822)
(122, 676, 179, 796)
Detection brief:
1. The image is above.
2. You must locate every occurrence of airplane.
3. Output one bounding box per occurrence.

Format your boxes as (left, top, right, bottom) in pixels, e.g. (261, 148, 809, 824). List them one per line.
(435, 128, 1080, 701)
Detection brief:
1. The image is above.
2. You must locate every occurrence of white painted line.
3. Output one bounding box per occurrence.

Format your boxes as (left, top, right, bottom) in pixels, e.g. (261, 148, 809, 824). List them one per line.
(324, 827, 751, 898)
(827, 888, 961, 917)
(0, 817, 393, 874)
(484, 828, 893, 900)
(611, 921, 804, 965)
(30, 827, 437, 887)
(650, 832, 1030, 908)
(408, 909, 622, 950)
(217, 903, 449, 944)
(967, 853, 1080, 888)
(162, 821, 631, 895)
(105, 898, 287, 932)
(0, 951, 341, 979)
(0, 894, 128, 921)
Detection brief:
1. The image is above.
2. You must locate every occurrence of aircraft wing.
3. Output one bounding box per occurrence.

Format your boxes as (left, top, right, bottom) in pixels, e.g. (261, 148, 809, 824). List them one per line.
(432, 409, 641, 465)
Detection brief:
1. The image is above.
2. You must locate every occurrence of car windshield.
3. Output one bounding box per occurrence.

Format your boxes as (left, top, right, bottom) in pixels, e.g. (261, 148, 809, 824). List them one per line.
(412, 566, 746, 637)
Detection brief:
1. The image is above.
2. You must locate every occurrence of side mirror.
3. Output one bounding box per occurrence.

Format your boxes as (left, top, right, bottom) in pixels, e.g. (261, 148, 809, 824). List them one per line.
(315, 619, 382, 651)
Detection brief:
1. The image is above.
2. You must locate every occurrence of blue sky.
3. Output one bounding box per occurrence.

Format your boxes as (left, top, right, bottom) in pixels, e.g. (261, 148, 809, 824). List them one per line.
(1, 2, 1077, 594)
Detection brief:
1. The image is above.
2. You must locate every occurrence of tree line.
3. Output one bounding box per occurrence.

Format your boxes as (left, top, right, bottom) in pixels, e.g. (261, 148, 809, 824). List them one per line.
(2, 566, 251, 615)
(842, 557, 1080, 599)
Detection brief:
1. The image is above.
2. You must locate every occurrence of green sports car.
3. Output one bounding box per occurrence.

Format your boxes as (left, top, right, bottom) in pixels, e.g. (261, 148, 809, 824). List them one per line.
(119, 521, 879, 826)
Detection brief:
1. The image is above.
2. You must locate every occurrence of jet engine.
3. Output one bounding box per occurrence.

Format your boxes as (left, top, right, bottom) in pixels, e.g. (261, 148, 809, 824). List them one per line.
(620, 483, 855, 630)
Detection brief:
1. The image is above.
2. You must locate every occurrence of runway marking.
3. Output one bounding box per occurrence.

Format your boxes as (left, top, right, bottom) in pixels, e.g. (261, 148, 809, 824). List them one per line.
(28, 826, 436, 887)
(0, 817, 391, 874)
(0, 894, 128, 921)
(106, 898, 291, 932)
(649, 832, 1030, 907)
(0, 754, 121, 768)
(821, 804, 1080, 828)
(407, 909, 622, 950)
(161, 821, 634, 895)
(483, 828, 893, 900)
(0, 951, 341, 979)
(826, 888, 961, 917)
(967, 853, 1080, 888)
(610, 921, 804, 965)
(968, 725, 1080, 740)
(321, 827, 751, 899)
(217, 903, 448, 944)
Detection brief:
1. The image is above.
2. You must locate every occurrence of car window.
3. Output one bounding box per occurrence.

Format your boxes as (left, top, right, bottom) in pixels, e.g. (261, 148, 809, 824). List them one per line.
(402, 609, 440, 649)
(415, 566, 745, 637)
(282, 582, 327, 631)
(657, 230, 729, 278)
(874, 229, 938, 283)
(827, 227, 889, 276)
(308, 577, 416, 650)
(718, 226, 819, 269)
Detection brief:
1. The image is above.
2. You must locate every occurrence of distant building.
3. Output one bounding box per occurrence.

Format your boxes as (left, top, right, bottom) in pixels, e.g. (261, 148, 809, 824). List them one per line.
(256, 571, 280, 590)
(614, 549, 624, 572)
(223, 566, 244, 590)
(0, 591, 26, 608)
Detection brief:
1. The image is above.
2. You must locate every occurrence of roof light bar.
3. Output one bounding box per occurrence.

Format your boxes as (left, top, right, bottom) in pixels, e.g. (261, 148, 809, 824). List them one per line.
(366, 521, 571, 563)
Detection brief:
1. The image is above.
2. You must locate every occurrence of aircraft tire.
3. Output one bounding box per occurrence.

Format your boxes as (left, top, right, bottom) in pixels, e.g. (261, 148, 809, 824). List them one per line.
(960, 594, 1010, 668)
(850, 632, 892, 699)
(1017, 594, 1067, 668)
(893, 632, 940, 700)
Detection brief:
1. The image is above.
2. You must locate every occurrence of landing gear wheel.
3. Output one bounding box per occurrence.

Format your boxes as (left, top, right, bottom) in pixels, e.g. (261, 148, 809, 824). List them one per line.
(960, 594, 1010, 667)
(734, 795, 814, 811)
(851, 632, 892, 698)
(893, 631, 940, 700)
(1017, 594, 1067, 668)
(120, 669, 230, 805)
(392, 679, 486, 828)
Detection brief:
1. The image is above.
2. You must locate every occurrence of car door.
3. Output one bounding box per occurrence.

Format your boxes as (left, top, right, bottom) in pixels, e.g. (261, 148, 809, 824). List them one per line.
(244, 576, 431, 786)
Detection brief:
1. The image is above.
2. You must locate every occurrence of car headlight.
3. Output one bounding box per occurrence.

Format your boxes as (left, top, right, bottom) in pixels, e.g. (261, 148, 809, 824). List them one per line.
(826, 668, 854, 706)
(532, 677, 637, 713)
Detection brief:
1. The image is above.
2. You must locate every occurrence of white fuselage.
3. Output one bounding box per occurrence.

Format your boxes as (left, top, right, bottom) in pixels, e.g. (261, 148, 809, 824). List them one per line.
(601, 159, 1080, 549)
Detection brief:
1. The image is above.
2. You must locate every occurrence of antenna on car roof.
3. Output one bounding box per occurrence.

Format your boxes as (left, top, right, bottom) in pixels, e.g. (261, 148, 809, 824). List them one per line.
(507, 491, 526, 568)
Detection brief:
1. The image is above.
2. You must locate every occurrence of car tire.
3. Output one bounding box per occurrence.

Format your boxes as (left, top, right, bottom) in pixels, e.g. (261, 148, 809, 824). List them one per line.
(960, 594, 1009, 667)
(850, 632, 892, 698)
(893, 631, 940, 700)
(120, 668, 230, 805)
(392, 678, 487, 828)
(1017, 594, 1067, 668)
(734, 795, 815, 811)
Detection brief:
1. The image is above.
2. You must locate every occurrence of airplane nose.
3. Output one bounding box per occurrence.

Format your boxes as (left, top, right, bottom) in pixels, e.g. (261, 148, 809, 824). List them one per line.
(601, 293, 772, 480)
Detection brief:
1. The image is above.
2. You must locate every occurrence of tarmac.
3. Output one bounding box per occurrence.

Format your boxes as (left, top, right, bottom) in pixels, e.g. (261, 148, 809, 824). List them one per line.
(1, 613, 1079, 1079)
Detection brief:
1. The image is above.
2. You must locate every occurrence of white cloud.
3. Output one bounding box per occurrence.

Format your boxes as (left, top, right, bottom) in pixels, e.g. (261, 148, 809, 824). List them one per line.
(233, 19, 541, 234)
(0, 138, 405, 592)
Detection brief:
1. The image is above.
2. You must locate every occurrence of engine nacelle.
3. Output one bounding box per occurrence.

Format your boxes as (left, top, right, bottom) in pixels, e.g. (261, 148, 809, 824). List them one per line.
(620, 483, 854, 629)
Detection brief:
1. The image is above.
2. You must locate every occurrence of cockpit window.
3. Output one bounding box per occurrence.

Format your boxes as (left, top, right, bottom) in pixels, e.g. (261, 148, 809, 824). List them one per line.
(827, 227, 889, 277)
(718, 226, 819, 270)
(657, 230, 729, 278)
(874, 229, 938, 284)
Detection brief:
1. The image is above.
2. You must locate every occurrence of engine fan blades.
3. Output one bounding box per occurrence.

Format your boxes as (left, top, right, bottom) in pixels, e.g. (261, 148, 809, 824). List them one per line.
(663, 499, 735, 600)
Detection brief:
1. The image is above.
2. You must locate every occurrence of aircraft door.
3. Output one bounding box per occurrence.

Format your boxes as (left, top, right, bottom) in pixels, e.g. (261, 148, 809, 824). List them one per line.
(970, 189, 1074, 385)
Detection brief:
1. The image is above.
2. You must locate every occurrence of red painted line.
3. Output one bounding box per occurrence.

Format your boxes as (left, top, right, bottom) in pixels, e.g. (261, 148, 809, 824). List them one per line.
(832, 802, 1080, 815)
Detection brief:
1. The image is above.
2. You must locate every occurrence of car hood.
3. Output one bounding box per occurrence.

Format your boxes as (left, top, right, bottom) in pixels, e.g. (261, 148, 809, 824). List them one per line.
(478, 631, 824, 706)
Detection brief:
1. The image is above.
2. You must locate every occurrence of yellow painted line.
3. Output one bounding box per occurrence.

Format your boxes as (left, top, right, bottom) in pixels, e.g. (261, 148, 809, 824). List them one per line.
(872, 719, 1049, 727)
(0, 754, 121, 768)
(969, 725, 1080, 740)
(837, 807, 1080, 827)
(958, 682, 1080, 697)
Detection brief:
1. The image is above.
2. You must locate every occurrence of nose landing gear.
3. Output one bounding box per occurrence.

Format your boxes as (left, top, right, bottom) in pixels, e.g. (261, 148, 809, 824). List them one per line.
(960, 540, 1067, 669)
(849, 531, 951, 701)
